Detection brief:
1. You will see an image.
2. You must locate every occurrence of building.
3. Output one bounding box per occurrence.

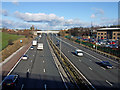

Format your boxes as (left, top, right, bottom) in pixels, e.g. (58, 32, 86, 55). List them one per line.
(97, 28, 120, 40)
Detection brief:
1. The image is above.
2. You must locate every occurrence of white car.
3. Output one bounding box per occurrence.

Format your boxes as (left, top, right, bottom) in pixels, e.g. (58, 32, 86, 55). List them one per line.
(22, 55, 28, 60)
(75, 49, 83, 56)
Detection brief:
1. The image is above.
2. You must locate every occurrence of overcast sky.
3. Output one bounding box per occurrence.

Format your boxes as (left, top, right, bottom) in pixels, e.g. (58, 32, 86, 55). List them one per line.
(1, 1, 119, 30)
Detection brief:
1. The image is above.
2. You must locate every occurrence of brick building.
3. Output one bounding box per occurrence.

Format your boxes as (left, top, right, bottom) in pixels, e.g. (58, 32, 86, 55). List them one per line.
(97, 28, 120, 40)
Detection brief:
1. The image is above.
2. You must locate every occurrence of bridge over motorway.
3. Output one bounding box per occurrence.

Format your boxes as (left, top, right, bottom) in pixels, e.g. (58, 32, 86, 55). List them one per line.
(33, 30, 59, 35)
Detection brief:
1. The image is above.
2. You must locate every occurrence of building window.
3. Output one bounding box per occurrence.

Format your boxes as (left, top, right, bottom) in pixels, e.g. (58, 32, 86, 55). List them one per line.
(104, 33, 106, 35)
(98, 33, 100, 35)
(98, 36, 100, 39)
(114, 33, 116, 35)
(117, 33, 120, 35)
(117, 37, 119, 39)
(113, 37, 115, 39)
(101, 33, 103, 35)
(104, 36, 106, 38)
(101, 36, 103, 38)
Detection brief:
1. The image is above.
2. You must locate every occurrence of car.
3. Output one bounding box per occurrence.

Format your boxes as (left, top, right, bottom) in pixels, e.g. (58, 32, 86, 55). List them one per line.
(56, 40, 60, 42)
(21, 55, 28, 60)
(98, 61, 113, 69)
(30, 46, 34, 50)
(56, 43, 59, 46)
(2, 75, 19, 89)
(75, 49, 83, 56)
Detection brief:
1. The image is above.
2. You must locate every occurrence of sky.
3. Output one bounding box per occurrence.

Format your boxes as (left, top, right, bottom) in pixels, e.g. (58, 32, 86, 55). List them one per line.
(0, 1, 119, 30)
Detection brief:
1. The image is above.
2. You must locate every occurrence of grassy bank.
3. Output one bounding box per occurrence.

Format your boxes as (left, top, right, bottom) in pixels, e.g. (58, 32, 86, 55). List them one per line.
(0, 32, 25, 50)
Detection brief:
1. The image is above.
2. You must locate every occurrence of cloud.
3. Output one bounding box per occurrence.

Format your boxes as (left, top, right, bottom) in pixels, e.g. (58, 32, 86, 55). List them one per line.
(90, 14, 96, 18)
(0, 9, 9, 16)
(91, 8, 104, 19)
(100, 18, 118, 25)
(94, 8, 104, 15)
(14, 11, 64, 23)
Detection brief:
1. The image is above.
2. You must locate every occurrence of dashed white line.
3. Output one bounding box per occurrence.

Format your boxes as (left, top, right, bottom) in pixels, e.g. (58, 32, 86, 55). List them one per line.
(89, 60, 92, 61)
(101, 67, 106, 70)
(21, 84, 24, 90)
(27, 69, 30, 73)
(44, 84, 47, 90)
(79, 59, 81, 62)
(89, 67, 92, 70)
(31, 60, 32, 62)
(43, 69, 46, 72)
(43, 60, 44, 63)
(68, 51, 69, 52)
(106, 80, 113, 86)
(33, 55, 34, 56)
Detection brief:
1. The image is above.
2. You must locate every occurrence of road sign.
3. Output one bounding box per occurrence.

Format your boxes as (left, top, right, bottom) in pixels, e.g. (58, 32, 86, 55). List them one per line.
(20, 40, 22, 43)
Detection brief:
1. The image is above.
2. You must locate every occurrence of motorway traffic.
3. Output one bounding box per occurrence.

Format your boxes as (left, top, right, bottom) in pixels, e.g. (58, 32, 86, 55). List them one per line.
(49, 33, 120, 90)
(1, 34, 74, 90)
(1, 33, 120, 90)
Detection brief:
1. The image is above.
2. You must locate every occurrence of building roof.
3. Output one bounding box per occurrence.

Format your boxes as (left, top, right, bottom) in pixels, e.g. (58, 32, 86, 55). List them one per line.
(97, 28, 120, 31)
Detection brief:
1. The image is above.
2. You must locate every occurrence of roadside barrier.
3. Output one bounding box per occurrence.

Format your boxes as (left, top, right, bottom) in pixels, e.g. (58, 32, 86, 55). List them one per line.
(47, 36, 95, 90)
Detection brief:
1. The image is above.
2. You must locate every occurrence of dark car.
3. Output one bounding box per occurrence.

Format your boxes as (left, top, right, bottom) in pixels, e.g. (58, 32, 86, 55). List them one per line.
(56, 40, 60, 42)
(56, 43, 59, 46)
(30, 46, 34, 50)
(98, 61, 113, 69)
(2, 75, 19, 89)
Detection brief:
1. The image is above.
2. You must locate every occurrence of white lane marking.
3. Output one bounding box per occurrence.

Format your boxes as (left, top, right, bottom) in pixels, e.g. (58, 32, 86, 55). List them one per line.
(59, 71, 68, 89)
(21, 84, 24, 90)
(106, 80, 113, 86)
(56, 37, 118, 64)
(43, 69, 46, 72)
(79, 59, 81, 62)
(44, 84, 47, 90)
(56, 37, 95, 89)
(27, 69, 30, 73)
(89, 60, 92, 61)
(33, 55, 34, 56)
(31, 60, 32, 62)
(43, 60, 44, 63)
(89, 67, 92, 70)
(47, 38, 68, 89)
(68, 51, 69, 52)
(0, 44, 32, 85)
(101, 67, 106, 70)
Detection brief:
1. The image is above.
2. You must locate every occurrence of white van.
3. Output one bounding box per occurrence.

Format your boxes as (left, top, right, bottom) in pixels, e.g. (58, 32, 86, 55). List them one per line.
(75, 49, 83, 56)
(37, 43, 43, 50)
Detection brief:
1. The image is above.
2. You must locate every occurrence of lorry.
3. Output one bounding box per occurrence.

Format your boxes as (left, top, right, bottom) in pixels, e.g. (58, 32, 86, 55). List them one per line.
(32, 40, 37, 46)
(37, 43, 43, 50)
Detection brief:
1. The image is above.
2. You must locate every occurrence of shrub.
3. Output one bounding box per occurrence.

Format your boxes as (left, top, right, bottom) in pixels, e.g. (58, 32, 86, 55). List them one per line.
(8, 39, 13, 45)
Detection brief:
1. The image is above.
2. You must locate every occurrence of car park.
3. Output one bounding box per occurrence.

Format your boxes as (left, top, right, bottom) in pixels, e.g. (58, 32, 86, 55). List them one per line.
(2, 75, 19, 89)
(75, 49, 83, 56)
(21, 55, 28, 60)
(97, 61, 113, 69)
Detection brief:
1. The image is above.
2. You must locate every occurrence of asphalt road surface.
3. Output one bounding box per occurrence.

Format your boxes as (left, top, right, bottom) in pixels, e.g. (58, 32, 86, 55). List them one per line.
(6, 34, 71, 89)
(49, 34, 120, 90)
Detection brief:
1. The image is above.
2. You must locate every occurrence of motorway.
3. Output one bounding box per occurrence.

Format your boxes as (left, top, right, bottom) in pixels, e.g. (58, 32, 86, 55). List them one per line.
(4, 34, 72, 89)
(49, 34, 120, 90)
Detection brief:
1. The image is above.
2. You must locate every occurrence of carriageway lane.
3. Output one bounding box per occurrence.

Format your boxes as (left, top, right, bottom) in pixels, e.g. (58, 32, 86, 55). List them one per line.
(50, 35, 119, 89)
(10, 35, 69, 89)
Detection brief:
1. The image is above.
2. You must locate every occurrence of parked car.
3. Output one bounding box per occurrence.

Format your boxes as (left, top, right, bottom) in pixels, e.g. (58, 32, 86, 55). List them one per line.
(75, 49, 83, 56)
(2, 74, 19, 89)
(22, 55, 28, 60)
(97, 61, 113, 69)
